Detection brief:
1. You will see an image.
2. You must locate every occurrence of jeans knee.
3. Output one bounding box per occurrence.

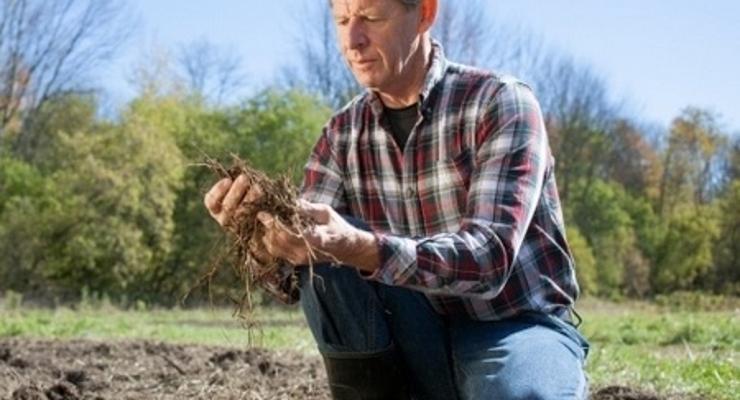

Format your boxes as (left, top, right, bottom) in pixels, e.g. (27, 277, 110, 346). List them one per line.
(466, 369, 590, 400)
(495, 382, 557, 400)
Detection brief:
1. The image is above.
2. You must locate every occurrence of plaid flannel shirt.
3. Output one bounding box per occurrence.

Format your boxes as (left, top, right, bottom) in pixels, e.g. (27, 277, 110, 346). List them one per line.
(300, 42, 579, 321)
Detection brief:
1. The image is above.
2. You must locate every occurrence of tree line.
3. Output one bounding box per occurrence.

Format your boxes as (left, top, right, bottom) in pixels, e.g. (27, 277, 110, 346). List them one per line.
(0, 0, 737, 306)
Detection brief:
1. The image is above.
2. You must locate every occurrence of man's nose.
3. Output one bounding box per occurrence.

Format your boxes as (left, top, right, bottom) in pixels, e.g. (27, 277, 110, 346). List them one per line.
(347, 18, 369, 50)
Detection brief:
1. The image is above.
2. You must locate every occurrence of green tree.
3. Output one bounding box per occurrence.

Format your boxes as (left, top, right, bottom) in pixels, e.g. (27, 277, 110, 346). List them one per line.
(0, 155, 57, 293)
(712, 179, 740, 294)
(128, 94, 233, 302)
(226, 90, 332, 182)
(566, 179, 653, 297)
(0, 103, 185, 299)
(0, 155, 47, 215)
(652, 205, 720, 293)
(566, 226, 597, 296)
(17, 94, 101, 169)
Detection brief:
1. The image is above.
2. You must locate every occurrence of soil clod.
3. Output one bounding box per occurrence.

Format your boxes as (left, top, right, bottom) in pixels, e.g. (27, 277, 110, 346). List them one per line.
(592, 385, 662, 400)
(63, 370, 87, 388)
(45, 381, 79, 400)
(9, 357, 30, 369)
(0, 345, 11, 362)
(11, 386, 46, 400)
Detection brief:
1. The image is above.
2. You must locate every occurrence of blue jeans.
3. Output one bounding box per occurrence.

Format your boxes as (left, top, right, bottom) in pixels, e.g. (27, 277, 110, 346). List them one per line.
(298, 263, 589, 400)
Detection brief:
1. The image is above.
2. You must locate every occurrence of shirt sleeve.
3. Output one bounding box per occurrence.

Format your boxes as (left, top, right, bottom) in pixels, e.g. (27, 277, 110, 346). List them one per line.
(368, 81, 549, 299)
(299, 122, 348, 214)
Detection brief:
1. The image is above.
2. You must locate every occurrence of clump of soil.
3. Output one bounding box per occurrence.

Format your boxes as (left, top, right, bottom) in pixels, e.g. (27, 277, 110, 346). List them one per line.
(592, 385, 662, 400)
(194, 156, 318, 319)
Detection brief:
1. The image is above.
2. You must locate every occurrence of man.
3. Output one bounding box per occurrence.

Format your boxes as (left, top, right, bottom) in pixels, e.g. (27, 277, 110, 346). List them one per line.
(204, 0, 589, 398)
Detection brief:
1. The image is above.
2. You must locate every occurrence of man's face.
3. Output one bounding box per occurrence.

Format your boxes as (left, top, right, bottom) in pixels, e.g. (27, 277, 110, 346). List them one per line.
(331, 0, 422, 92)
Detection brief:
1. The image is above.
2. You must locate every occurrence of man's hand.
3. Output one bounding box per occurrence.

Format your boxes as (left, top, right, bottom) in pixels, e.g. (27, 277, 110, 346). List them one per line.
(257, 200, 380, 273)
(203, 175, 263, 228)
(204, 175, 272, 263)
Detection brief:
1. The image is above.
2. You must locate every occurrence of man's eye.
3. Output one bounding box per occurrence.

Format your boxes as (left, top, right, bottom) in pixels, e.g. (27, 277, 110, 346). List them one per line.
(335, 17, 349, 26)
(364, 16, 382, 23)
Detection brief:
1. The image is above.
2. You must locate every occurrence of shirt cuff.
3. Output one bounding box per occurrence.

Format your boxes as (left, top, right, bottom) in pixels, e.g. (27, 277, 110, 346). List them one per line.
(358, 232, 417, 286)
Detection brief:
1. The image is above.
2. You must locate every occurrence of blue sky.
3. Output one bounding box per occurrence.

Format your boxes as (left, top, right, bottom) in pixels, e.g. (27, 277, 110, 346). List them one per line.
(111, 0, 740, 133)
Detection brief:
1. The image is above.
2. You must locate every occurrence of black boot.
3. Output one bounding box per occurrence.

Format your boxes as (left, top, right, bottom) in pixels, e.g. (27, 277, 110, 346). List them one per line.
(322, 345, 410, 400)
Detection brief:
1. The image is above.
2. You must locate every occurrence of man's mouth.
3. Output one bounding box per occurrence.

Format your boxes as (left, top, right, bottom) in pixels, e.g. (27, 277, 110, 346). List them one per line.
(354, 59, 376, 66)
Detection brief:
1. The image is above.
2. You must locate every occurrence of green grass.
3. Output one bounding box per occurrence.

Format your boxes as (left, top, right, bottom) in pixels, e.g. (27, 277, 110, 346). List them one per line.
(1, 297, 737, 399)
(0, 304, 317, 352)
(578, 297, 739, 399)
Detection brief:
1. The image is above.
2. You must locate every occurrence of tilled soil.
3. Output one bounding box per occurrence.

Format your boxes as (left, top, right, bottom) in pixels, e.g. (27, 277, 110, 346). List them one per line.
(1, 338, 689, 400)
(1, 338, 329, 400)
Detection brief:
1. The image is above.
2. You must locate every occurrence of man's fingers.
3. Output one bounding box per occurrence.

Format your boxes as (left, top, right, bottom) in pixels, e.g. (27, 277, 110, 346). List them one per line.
(204, 178, 233, 216)
(260, 234, 276, 258)
(258, 212, 300, 241)
(221, 175, 249, 214)
(256, 211, 273, 227)
(261, 230, 294, 261)
(248, 240, 273, 264)
(259, 212, 310, 265)
(244, 183, 263, 203)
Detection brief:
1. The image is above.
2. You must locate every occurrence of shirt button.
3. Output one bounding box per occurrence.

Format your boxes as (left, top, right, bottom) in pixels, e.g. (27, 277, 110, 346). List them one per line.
(406, 187, 416, 198)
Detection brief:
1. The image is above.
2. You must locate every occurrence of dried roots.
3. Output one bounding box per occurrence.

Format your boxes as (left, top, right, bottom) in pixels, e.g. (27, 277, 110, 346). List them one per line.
(190, 155, 317, 325)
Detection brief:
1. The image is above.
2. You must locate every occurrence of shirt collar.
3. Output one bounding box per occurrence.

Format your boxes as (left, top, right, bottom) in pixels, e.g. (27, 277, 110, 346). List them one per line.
(367, 39, 448, 116)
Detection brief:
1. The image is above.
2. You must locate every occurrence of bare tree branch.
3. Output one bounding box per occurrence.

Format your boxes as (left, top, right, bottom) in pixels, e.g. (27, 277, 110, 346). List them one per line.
(0, 0, 133, 154)
(281, 1, 359, 108)
(177, 38, 246, 105)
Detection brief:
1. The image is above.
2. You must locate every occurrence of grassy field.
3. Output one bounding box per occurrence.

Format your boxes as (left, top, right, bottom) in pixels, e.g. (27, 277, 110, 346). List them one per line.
(1, 295, 737, 399)
(0, 302, 315, 351)
(577, 297, 738, 399)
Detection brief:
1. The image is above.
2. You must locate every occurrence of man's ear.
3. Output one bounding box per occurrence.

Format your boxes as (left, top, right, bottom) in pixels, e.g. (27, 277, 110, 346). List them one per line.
(418, 0, 438, 33)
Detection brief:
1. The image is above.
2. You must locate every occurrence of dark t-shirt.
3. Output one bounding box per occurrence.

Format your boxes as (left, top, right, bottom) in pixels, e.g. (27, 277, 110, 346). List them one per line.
(384, 103, 419, 150)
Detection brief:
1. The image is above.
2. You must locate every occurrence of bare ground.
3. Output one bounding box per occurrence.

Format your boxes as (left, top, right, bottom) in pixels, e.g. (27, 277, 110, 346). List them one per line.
(1, 338, 692, 400)
(1, 338, 328, 400)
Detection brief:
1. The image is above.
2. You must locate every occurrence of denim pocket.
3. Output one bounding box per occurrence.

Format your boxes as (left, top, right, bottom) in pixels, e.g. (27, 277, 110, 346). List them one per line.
(521, 311, 590, 359)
